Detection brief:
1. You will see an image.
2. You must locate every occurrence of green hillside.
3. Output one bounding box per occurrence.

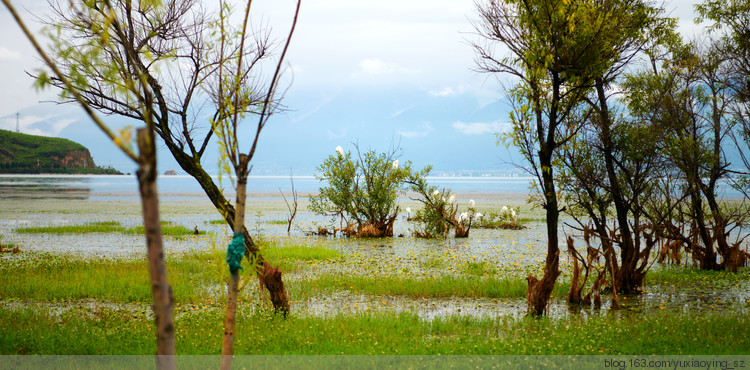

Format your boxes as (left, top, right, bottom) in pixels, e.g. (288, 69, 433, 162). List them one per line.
(0, 129, 120, 174)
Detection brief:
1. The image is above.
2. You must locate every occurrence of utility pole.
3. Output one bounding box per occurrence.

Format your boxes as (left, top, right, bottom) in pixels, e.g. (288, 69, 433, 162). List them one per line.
(16, 113, 20, 133)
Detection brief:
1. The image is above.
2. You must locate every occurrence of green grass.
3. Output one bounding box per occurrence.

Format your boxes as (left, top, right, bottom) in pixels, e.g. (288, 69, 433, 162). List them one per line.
(303, 274, 570, 299)
(0, 234, 17, 250)
(261, 244, 343, 262)
(1, 306, 747, 355)
(645, 265, 750, 288)
(419, 258, 445, 269)
(205, 219, 227, 225)
(265, 220, 288, 225)
(0, 241, 343, 303)
(0, 253, 213, 303)
(15, 221, 204, 236)
(463, 261, 496, 276)
(15, 221, 123, 234)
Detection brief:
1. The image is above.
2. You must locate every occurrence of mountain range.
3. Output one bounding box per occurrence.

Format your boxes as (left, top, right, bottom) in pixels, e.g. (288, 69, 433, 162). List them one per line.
(0, 86, 524, 176)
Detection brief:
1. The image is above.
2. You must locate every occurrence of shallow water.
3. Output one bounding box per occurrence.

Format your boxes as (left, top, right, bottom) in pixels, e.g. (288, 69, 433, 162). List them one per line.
(2, 193, 749, 320)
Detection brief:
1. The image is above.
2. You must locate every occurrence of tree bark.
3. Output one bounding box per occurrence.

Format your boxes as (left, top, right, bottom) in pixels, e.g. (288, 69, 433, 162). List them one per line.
(159, 141, 289, 311)
(136, 128, 175, 370)
(527, 145, 561, 316)
(221, 155, 249, 369)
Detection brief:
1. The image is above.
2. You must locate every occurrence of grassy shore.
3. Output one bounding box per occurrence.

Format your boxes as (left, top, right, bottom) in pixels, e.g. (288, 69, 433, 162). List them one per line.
(2, 238, 749, 355)
(15, 221, 203, 236)
(1, 306, 747, 355)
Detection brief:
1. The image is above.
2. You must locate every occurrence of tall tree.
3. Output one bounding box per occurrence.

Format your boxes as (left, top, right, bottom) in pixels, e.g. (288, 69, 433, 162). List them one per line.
(37, 0, 300, 311)
(473, 0, 625, 315)
(559, 0, 675, 295)
(697, 1, 750, 191)
(627, 39, 750, 271)
(3, 1, 176, 368)
(209, 1, 298, 366)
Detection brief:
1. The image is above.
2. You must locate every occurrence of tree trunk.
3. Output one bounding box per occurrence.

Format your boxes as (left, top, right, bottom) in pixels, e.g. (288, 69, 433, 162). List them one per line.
(136, 128, 175, 370)
(160, 142, 289, 311)
(221, 156, 249, 369)
(594, 80, 650, 295)
(527, 149, 561, 316)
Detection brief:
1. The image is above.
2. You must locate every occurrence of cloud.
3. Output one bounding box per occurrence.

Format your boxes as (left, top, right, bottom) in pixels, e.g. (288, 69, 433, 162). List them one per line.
(358, 58, 414, 75)
(389, 106, 410, 119)
(0, 113, 78, 137)
(452, 121, 510, 136)
(327, 127, 348, 139)
(398, 122, 433, 138)
(0, 47, 22, 61)
(428, 85, 468, 97)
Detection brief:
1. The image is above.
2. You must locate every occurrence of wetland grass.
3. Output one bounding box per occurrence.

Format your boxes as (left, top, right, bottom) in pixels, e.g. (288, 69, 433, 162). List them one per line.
(1, 305, 747, 355)
(0, 241, 343, 303)
(646, 265, 750, 287)
(302, 274, 570, 299)
(15, 221, 123, 234)
(15, 221, 204, 236)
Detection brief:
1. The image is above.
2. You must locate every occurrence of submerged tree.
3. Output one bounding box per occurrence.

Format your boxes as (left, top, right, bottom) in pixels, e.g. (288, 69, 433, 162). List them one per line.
(627, 38, 750, 272)
(37, 0, 300, 312)
(310, 145, 420, 237)
(558, 0, 675, 297)
(473, 0, 630, 315)
(3, 1, 176, 367)
(404, 174, 479, 238)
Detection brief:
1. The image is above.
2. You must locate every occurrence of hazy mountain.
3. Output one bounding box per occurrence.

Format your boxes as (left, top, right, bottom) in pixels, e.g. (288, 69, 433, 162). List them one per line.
(0, 86, 523, 176)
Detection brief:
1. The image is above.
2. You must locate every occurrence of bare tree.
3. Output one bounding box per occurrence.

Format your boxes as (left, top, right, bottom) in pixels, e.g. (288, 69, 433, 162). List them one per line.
(279, 171, 298, 236)
(36, 0, 300, 312)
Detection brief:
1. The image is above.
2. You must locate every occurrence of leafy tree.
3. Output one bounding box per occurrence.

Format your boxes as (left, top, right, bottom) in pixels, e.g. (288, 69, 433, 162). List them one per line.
(557, 0, 675, 296)
(35, 0, 300, 312)
(404, 175, 479, 238)
(697, 1, 750, 191)
(473, 0, 632, 315)
(310, 145, 420, 237)
(626, 38, 750, 272)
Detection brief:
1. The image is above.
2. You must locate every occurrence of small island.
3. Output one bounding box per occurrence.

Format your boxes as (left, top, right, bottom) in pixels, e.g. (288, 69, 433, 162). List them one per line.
(0, 129, 121, 174)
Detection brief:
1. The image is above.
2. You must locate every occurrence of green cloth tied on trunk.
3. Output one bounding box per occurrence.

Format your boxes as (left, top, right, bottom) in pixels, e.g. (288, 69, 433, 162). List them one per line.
(226, 232, 245, 273)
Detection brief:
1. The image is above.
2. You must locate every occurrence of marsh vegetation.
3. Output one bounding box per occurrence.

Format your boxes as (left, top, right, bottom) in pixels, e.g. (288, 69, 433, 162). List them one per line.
(1, 195, 748, 355)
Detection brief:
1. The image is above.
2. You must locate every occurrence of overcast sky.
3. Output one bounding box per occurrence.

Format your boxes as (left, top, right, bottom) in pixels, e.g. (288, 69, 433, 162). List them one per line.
(0, 0, 710, 174)
(0, 0, 705, 118)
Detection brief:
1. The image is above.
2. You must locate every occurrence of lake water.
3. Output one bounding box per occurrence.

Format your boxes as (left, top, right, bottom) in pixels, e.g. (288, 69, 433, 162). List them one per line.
(1, 174, 748, 320)
(0, 174, 534, 200)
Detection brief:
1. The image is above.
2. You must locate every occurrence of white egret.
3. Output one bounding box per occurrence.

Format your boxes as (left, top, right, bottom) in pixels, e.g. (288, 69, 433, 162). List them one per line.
(448, 194, 455, 204)
(469, 199, 475, 208)
(392, 160, 399, 169)
(335, 146, 344, 156)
